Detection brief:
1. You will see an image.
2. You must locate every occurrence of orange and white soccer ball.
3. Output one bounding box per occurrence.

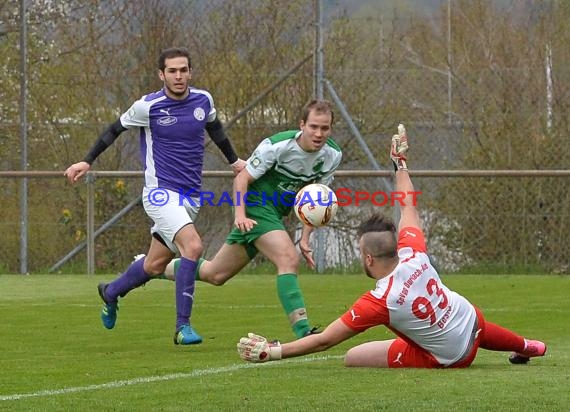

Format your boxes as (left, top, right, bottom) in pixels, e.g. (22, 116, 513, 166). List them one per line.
(294, 183, 338, 227)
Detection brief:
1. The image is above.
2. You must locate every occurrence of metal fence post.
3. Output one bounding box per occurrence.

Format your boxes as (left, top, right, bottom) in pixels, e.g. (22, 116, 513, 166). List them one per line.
(86, 172, 95, 275)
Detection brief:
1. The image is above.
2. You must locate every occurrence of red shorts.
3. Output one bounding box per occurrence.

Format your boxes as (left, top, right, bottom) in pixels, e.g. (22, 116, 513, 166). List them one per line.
(387, 307, 486, 368)
(387, 337, 441, 368)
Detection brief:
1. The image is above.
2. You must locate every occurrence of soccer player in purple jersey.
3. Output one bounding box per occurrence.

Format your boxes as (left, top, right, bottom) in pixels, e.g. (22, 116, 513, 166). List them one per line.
(64, 47, 246, 345)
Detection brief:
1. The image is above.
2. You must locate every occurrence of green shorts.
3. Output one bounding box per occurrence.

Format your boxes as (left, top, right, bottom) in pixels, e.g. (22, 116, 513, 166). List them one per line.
(226, 204, 287, 259)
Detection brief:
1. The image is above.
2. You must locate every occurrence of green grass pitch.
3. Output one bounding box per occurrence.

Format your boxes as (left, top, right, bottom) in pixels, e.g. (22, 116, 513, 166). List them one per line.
(0, 273, 568, 411)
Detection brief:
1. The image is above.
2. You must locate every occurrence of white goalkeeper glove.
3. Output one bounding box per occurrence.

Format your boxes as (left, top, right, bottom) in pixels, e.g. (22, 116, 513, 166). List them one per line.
(390, 123, 409, 171)
(237, 333, 282, 363)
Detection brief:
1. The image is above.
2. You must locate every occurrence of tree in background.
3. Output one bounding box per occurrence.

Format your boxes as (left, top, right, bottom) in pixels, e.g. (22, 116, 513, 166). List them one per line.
(0, 0, 568, 272)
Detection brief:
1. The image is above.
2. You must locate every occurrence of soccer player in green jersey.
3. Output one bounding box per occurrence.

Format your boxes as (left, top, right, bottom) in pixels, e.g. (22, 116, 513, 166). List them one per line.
(156, 99, 342, 338)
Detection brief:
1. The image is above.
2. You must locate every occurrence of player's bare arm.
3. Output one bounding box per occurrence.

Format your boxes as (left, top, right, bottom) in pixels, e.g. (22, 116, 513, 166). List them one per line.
(231, 159, 247, 175)
(237, 319, 356, 362)
(395, 171, 421, 231)
(233, 169, 257, 232)
(299, 224, 316, 269)
(391, 124, 421, 231)
(281, 319, 356, 358)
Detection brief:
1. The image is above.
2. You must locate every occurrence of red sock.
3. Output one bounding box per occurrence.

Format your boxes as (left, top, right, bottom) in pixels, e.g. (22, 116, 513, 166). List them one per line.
(480, 321, 525, 352)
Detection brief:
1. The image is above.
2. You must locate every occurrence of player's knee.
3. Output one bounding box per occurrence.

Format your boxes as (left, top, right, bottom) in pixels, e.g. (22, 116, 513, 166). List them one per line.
(209, 274, 228, 286)
(143, 258, 168, 276)
(344, 347, 367, 367)
(201, 271, 231, 286)
(178, 238, 204, 260)
(344, 343, 389, 368)
(277, 250, 300, 272)
(189, 239, 204, 257)
(197, 262, 229, 286)
(344, 348, 357, 367)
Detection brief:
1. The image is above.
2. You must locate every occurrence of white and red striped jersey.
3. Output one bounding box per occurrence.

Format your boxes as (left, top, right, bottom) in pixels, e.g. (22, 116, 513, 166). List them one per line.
(340, 227, 477, 365)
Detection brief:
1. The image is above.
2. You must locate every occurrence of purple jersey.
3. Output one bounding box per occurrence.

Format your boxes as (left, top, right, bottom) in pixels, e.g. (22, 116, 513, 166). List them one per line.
(119, 87, 216, 192)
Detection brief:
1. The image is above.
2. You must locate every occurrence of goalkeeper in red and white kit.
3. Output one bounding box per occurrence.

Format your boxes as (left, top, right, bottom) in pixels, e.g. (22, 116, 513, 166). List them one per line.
(237, 125, 547, 368)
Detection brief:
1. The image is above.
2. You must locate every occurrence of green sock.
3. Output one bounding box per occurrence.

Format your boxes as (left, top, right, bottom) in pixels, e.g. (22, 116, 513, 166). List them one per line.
(158, 258, 203, 281)
(277, 273, 310, 338)
(196, 258, 205, 281)
(156, 258, 181, 281)
(174, 258, 181, 276)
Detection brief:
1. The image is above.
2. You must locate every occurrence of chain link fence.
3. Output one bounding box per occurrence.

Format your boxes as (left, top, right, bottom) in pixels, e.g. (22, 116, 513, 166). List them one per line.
(0, 170, 568, 274)
(1, 1, 569, 273)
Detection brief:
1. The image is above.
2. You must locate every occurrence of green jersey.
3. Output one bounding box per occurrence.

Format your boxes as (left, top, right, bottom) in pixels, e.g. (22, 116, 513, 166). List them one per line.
(244, 130, 342, 217)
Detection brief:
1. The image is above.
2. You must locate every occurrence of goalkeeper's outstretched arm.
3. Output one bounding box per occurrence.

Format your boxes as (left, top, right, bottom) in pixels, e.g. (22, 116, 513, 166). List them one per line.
(237, 319, 357, 363)
(391, 124, 421, 232)
(395, 169, 421, 232)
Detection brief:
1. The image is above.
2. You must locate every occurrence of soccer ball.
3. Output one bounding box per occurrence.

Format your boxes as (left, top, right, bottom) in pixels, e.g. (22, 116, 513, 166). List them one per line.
(294, 183, 338, 227)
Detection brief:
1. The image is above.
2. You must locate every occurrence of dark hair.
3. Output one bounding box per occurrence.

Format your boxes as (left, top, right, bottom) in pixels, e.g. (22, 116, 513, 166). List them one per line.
(357, 213, 398, 259)
(158, 47, 191, 71)
(301, 99, 335, 125)
(356, 213, 396, 237)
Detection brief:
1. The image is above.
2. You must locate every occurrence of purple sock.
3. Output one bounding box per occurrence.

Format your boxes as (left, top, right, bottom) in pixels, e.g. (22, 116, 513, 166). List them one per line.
(175, 257, 197, 330)
(106, 257, 152, 302)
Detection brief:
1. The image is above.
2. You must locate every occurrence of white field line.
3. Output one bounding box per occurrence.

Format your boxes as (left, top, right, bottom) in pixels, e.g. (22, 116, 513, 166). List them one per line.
(0, 355, 343, 402)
